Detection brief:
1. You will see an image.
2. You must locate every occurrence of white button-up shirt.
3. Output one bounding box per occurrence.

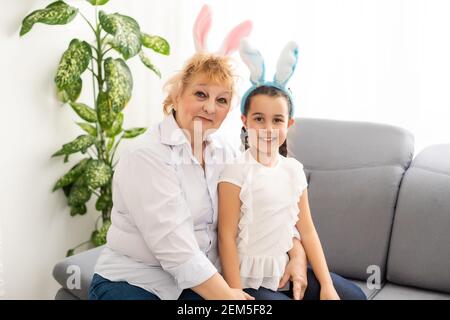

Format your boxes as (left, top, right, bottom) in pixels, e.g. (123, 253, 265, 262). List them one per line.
(94, 113, 238, 299)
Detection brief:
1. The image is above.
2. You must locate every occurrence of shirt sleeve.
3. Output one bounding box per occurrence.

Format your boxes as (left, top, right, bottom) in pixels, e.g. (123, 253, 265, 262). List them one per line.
(115, 147, 216, 289)
(218, 162, 244, 187)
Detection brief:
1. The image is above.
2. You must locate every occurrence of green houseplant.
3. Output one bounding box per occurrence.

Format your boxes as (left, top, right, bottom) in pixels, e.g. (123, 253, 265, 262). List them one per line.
(20, 0, 170, 256)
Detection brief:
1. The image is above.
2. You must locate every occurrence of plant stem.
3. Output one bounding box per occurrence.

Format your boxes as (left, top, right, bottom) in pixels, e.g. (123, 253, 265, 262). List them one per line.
(110, 136, 123, 166)
(72, 239, 91, 251)
(79, 11, 96, 34)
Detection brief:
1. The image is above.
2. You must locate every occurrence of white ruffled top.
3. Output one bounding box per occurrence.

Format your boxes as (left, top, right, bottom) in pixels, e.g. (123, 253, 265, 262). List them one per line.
(218, 149, 308, 291)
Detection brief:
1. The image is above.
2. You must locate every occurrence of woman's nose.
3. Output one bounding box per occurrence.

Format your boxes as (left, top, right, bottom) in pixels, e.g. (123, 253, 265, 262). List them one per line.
(203, 100, 215, 114)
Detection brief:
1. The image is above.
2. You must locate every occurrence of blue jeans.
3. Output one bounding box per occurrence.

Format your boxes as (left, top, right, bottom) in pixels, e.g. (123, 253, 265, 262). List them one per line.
(244, 267, 367, 300)
(88, 273, 203, 300)
(88, 267, 366, 300)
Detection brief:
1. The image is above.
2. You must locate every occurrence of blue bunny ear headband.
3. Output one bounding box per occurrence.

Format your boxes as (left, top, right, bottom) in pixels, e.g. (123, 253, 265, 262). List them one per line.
(239, 38, 299, 118)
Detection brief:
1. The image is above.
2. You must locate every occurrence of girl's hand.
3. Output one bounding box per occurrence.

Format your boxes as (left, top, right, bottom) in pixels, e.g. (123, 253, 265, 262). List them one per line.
(320, 284, 340, 300)
(230, 288, 255, 300)
(279, 257, 308, 300)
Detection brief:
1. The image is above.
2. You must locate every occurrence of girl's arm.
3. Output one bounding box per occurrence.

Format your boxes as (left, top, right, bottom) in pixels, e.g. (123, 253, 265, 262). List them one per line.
(297, 189, 340, 299)
(218, 181, 243, 289)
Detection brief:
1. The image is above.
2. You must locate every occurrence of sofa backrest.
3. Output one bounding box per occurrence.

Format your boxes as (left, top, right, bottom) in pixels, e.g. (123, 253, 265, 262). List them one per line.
(386, 144, 450, 293)
(287, 118, 414, 281)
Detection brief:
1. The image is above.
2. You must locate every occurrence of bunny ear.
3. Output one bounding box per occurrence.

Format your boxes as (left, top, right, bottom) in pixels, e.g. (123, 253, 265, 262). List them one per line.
(274, 41, 299, 86)
(239, 38, 265, 85)
(218, 20, 253, 56)
(193, 4, 212, 52)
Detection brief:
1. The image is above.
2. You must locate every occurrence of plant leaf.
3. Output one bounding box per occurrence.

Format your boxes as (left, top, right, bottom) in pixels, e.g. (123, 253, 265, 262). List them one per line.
(86, 0, 109, 5)
(99, 11, 141, 60)
(55, 39, 92, 92)
(139, 51, 161, 78)
(52, 135, 96, 157)
(68, 177, 91, 207)
(20, 1, 78, 36)
(106, 113, 123, 138)
(123, 127, 147, 139)
(96, 91, 116, 130)
(56, 77, 82, 103)
(66, 249, 75, 257)
(76, 122, 97, 137)
(70, 102, 97, 122)
(106, 137, 115, 153)
(95, 192, 112, 211)
(53, 158, 90, 191)
(91, 220, 111, 246)
(104, 58, 133, 113)
(70, 204, 87, 216)
(141, 33, 170, 55)
(83, 160, 113, 189)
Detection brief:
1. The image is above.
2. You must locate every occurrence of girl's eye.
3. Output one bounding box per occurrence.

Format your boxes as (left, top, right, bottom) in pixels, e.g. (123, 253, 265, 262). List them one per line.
(217, 98, 228, 104)
(254, 117, 264, 122)
(274, 118, 284, 123)
(195, 91, 207, 98)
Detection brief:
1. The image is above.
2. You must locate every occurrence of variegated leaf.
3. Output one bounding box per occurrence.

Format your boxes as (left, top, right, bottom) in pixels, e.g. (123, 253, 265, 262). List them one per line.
(96, 192, 112, 211)
(56, 77, 82, 103)
(104, 58, 133, 113)
(96, 91, 116, 130)
(55, 39, 92, 91)
(52, 135, 96, 157)
(53, 158, 90, 191)
(106, 113, 123, 138)
(86, 0, 109, 5)
(140, 33, 170, 55)
(123, 127, 147, 139)
(76, 122, 97, 137)
(68, 177, 91, 207)
(91, 220, 111, 246)
(99, 11, 141, 60)
(20, 1, 78, 36)
(139, 51, 161, 78)
(83, 160, 112, 189)
(70, 204, 87, 216)
(70, 102, 97, 122)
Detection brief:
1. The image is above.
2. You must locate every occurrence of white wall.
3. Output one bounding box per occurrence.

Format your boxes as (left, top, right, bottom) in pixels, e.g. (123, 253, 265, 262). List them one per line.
(1, 0, 450, 299)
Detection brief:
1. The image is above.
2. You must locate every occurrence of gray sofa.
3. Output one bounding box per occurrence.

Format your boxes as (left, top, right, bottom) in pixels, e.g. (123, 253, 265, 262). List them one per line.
(53, 118, 450, 300)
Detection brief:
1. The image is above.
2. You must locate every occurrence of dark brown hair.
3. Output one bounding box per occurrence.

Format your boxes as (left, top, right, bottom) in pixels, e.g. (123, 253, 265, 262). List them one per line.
(240, 86, 293, 157)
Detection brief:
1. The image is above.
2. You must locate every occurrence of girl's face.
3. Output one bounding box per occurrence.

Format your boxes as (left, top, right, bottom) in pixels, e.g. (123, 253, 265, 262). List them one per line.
(241, 94, 295, 154)
(174, 73, 232, 143)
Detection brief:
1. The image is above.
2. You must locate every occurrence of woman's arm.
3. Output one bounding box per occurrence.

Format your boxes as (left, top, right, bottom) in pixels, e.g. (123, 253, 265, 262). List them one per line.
(279, 238, 308, 300)
(218, 181, 243, 289)
(297, 189, 340, 299)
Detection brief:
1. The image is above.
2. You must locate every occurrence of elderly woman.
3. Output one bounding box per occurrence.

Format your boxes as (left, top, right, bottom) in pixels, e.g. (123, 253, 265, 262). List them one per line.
(88, 52, 366, 300)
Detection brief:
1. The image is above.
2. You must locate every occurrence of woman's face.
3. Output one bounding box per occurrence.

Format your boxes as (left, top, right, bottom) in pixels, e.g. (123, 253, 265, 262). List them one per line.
(174, 73, 232, 143)
(241, 94, 294, 154)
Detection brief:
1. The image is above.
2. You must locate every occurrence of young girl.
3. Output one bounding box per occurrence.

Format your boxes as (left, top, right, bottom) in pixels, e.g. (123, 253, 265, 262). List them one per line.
(218, 39, 341, 300)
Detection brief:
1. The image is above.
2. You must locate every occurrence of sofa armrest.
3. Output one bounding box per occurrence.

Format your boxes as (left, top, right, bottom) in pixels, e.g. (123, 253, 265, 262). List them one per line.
(52, 246, 104, 300)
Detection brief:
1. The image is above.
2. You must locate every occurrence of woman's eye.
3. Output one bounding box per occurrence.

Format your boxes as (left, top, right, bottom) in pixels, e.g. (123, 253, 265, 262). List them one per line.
(217, 98, 228, 104)
(274, 118, 284, 123)
(254, 117, 263, 122)
(195, 91, 207, 98)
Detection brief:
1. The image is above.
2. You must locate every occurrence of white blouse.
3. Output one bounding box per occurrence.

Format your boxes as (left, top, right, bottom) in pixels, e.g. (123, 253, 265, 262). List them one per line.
(94, 113, 238, 300)
(218, 149, 308, 291)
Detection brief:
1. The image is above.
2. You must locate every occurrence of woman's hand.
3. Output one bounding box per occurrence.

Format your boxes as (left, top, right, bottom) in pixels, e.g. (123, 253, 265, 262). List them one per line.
(279, 257, 308, 300)
(320, 284, 340, 300)
(230, 288, 255, 300)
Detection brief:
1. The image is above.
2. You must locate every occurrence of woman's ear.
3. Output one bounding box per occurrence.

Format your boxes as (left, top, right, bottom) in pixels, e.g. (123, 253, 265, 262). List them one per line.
(287, 118, 295, 128)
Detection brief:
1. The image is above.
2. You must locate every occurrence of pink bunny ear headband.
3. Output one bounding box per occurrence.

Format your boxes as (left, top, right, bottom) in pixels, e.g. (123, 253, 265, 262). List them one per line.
(193, 4, 253, 55)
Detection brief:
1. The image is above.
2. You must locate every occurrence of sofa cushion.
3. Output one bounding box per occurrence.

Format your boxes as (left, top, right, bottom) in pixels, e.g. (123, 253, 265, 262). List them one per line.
(386, 144, 450, 293)
(373, 283, 450, 300)
(288, 118, 414, 281)
(351, 280, 383, 300)
(53, 246, 104, 300)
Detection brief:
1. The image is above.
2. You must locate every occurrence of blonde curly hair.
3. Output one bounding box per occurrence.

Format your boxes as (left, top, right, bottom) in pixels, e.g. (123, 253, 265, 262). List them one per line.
(163, 53, 236, 115)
